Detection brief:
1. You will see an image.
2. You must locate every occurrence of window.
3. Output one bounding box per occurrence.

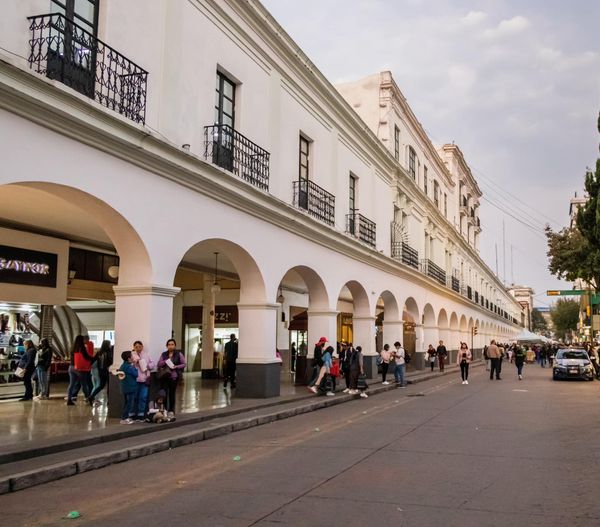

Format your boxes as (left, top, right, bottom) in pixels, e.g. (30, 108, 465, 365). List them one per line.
(408, 147, 416, 179)
(444, 193, 448, 217)
(299, 135, 310, 182)
(433, 180, 440, 207)
(394, 126, 400, 161)
(424, 166, 428, 195)
(349, 174, 357, 213)
(298, 135, 310, 210)
(51, 0, 99, 36)
(215, 72, 236, 128)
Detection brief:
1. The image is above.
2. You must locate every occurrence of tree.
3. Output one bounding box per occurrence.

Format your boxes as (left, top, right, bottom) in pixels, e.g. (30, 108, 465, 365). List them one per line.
(550, 299, 579, 340)
(531, 308, 548, 333)
(546, 113, 600, 290)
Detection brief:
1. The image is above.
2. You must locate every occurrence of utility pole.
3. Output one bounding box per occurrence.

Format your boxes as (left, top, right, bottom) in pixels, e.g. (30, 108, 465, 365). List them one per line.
(502, 219, 506, 286)
(511, 244, 514, 285)
(495, 243, 499, 277)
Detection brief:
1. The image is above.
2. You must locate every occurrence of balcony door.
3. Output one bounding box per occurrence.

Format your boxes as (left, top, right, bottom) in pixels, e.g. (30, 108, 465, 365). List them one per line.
(48, 0, 99, 98)
(213, 72, 236, 171)
(298, 136, 310, 210)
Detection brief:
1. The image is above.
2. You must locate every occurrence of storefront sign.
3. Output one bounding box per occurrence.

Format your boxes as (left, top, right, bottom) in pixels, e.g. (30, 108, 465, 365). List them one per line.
(183, 305, 239, 325)
(0, 245, 57, 288)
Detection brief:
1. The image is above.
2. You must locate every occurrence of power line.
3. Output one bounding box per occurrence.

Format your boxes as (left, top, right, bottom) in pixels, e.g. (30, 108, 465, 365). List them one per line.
(481, 195, 547, 241)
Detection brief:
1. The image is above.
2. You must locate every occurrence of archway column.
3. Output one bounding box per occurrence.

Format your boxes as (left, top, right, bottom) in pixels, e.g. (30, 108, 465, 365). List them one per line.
(236, 302, 280, 398)
(353, 315, 377, 378)
(449, 329, 461, 363)
(383, 319, 404, 348)
(111, 284, 180, 418)
(307, 309, 339, 354)
(113, 284, 181, 363)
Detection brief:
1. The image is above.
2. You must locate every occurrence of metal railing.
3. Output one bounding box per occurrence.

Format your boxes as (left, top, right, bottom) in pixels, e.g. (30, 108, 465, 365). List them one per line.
(28, 13, 148, 124)
(293, 179, 335, 226)
(204, 124, 270, 191)
(421, 259, 446, 285)
(391, 233, 419, 270)
(467, 285, 473, 300)
(346, 212, 376, 248)
(451, 275, 460, 293)
(474, 291, 479, 303)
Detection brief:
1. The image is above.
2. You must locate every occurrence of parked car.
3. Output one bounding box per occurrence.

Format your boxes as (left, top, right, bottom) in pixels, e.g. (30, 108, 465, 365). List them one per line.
(552, 349, 595, 381)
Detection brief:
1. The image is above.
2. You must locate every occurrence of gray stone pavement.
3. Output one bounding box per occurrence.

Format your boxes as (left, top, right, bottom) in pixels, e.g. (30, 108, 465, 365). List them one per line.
(2, 362, 599, 526)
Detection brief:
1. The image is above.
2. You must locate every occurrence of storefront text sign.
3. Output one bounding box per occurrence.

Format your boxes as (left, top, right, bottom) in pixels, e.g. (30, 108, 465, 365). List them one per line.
(0, 245, 57, 288)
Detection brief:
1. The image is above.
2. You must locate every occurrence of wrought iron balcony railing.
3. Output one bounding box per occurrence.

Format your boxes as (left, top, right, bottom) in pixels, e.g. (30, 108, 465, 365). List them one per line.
(293, 179, 335, 226)
(451, 275, 460, 293)
(421, 259, 446, 286)
(204, 124, 270, 191)
(467, 285, 473, 300)
(474, 291, 479, 303)
(28, 13, 148, 124)
(346, 212, 376, 248)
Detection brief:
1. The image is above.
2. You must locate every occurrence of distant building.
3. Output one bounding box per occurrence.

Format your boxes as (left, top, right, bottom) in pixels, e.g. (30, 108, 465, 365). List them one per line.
(508, 286, 535, 330)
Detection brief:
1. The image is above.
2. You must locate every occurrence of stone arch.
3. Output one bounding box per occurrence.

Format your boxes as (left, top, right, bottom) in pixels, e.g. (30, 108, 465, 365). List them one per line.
(339, 280, 371, 317)
(449, 312, 459, 331)
(438, 309, 449, 329)
(459, 315, 468, 332)
(404, 297, 420, 323)
(2, 182, 153, 285)
(177, 238, 267, 304)
(377, 290, 401, 321)
(276, 265, 329, 311)
(423, 304, 436, 326)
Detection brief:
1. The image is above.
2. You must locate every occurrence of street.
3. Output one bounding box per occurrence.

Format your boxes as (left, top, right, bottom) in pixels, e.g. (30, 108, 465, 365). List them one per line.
(3, 363, 599, 527)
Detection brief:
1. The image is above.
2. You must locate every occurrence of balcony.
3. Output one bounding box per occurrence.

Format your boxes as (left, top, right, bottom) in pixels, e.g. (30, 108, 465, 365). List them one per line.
(293, 179, 335, 226)
(451, 275, 460, 293)
(460, 196, 468, 215)
(28, 13, 148, 124)
(467, 285, 473, 300)
(204, 124, 270, 191)
(421, 259, 446, 286)
(346, 213, 376, 248)
(474, 291, 479, 303)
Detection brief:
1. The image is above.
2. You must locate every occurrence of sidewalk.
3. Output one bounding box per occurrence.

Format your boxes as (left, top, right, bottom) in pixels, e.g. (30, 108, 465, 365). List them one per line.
(0, 362, 479, 494)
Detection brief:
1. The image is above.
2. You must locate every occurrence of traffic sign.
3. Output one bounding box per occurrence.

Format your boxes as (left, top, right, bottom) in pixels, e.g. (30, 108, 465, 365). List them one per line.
(546, 290, 586, 296)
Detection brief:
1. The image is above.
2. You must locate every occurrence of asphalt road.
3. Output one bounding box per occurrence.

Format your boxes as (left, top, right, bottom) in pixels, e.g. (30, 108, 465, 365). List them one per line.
(3, 362, 600, 527)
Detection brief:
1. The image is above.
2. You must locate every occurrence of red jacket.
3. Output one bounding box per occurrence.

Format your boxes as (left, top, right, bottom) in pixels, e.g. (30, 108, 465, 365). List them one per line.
(74, 341, 95, 372)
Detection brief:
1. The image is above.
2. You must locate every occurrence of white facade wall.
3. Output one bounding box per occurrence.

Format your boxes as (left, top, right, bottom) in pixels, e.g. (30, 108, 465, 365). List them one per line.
(0, 0, 523, 396)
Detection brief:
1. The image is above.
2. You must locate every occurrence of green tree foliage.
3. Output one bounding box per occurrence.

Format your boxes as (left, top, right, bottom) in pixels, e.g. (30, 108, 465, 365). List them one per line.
(550, 299, 579, 339)
(546, 114, 600, 290)
(531, 308, 548, 333)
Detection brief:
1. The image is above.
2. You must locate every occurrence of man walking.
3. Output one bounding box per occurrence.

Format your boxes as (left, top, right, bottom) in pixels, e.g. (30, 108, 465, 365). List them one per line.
(223, 334, 238, 388)
(436, 340, 447, 372)
(487, 339, 502, 380)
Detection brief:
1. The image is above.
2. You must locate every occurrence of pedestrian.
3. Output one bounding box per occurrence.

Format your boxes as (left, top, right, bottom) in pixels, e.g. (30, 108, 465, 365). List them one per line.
(311, 343, 332, 394)
(393, 341, 406, 387)
(436, 340, 447, 372)
(88, 340, 112, 405)
(223, 333, 238, 388)
(348, 345, 368, 397)
(427, 344, 437, 372)
(130, 340, 154, 421)
(513, 344, 526, 380)
(487, 339, 501, 380)
(117, 351, 138, 425)
(498, 343, 505, 378)
(483, 344, 490, 371)
(18, 339, 37, 401)
(341, 342, 354, 393)
(146, 389, 171, 423)
(33, 338, 52, 400)
(68, 335, 94, 405)
(308, 337, 327, 390)
(457, 342, 472, 385)
(329, 351, 340, 393)
(380, 344, 392, 384)
(291, 342, 297, 372)
(157, 338, 186, 418)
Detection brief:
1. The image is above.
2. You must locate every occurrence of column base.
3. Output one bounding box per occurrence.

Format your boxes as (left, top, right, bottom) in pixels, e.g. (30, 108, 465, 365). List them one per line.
(362, 355, 378, 379)
(236, 362, 280, 398)
(201, 368, 219, 379)
(107, 374, 122, 419)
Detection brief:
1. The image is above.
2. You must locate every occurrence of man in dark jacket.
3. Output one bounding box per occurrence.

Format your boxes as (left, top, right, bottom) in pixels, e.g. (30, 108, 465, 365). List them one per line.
(436, 340, 447, 372)
(19, 339, 37, 401)
(223, 334, 238, 388)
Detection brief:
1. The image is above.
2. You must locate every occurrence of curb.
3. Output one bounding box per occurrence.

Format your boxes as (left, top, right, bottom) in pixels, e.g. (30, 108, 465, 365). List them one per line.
(0, 362, 480, 494)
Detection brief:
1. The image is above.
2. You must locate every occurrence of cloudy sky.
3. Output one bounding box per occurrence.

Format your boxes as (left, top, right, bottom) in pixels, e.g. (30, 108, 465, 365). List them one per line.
(262, 0, 600, 307)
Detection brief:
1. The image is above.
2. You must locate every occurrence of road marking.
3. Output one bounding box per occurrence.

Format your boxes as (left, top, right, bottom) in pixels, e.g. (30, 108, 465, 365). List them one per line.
(513, 389, 529, 392)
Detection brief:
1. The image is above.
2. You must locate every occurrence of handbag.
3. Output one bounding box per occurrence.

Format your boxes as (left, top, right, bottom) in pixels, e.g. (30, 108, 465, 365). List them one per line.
(14, 366, 26, 378)
(156, 365, 171, 380)
(356, 373, 368, 391)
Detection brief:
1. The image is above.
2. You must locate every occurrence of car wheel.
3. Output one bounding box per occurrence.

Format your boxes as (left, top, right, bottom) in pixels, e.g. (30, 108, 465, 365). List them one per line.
(553, 375, 558, 381)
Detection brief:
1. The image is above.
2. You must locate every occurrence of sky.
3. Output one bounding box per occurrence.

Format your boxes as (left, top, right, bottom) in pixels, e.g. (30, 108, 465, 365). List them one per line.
(261, 0, 600, 308)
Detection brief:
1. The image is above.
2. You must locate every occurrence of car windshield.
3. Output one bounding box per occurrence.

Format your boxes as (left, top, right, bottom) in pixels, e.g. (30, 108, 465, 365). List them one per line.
(557, 350, 588, 360)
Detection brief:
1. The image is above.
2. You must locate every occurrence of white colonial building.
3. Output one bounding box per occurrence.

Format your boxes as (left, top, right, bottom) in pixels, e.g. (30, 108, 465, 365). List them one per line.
(0, 0, 523, 398)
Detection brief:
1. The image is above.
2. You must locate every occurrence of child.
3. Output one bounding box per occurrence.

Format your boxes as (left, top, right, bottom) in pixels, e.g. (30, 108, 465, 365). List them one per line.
(118, 351, 138, 424)
(146, 389, 172, 423)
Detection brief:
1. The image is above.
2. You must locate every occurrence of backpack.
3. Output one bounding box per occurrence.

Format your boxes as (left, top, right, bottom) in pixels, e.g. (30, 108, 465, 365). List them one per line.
(376, 354, 383, 366)
(404, 352, 411, 364)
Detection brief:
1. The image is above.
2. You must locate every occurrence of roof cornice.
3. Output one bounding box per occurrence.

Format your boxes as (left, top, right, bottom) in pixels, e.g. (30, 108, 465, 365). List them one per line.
(441, 144, 482, 197)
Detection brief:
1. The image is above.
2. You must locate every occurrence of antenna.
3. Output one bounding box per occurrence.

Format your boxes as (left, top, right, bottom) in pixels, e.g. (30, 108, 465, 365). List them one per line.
(495, 243, 499, 277)
(502, 219, 506, 286)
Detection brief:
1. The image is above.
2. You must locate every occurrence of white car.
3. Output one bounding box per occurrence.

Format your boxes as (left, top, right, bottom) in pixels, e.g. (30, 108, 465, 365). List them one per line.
(552, 349, 595, 381)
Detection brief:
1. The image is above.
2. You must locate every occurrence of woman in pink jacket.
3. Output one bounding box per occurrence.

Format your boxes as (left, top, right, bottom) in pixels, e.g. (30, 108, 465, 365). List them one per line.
(457, 342, 472, 385)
